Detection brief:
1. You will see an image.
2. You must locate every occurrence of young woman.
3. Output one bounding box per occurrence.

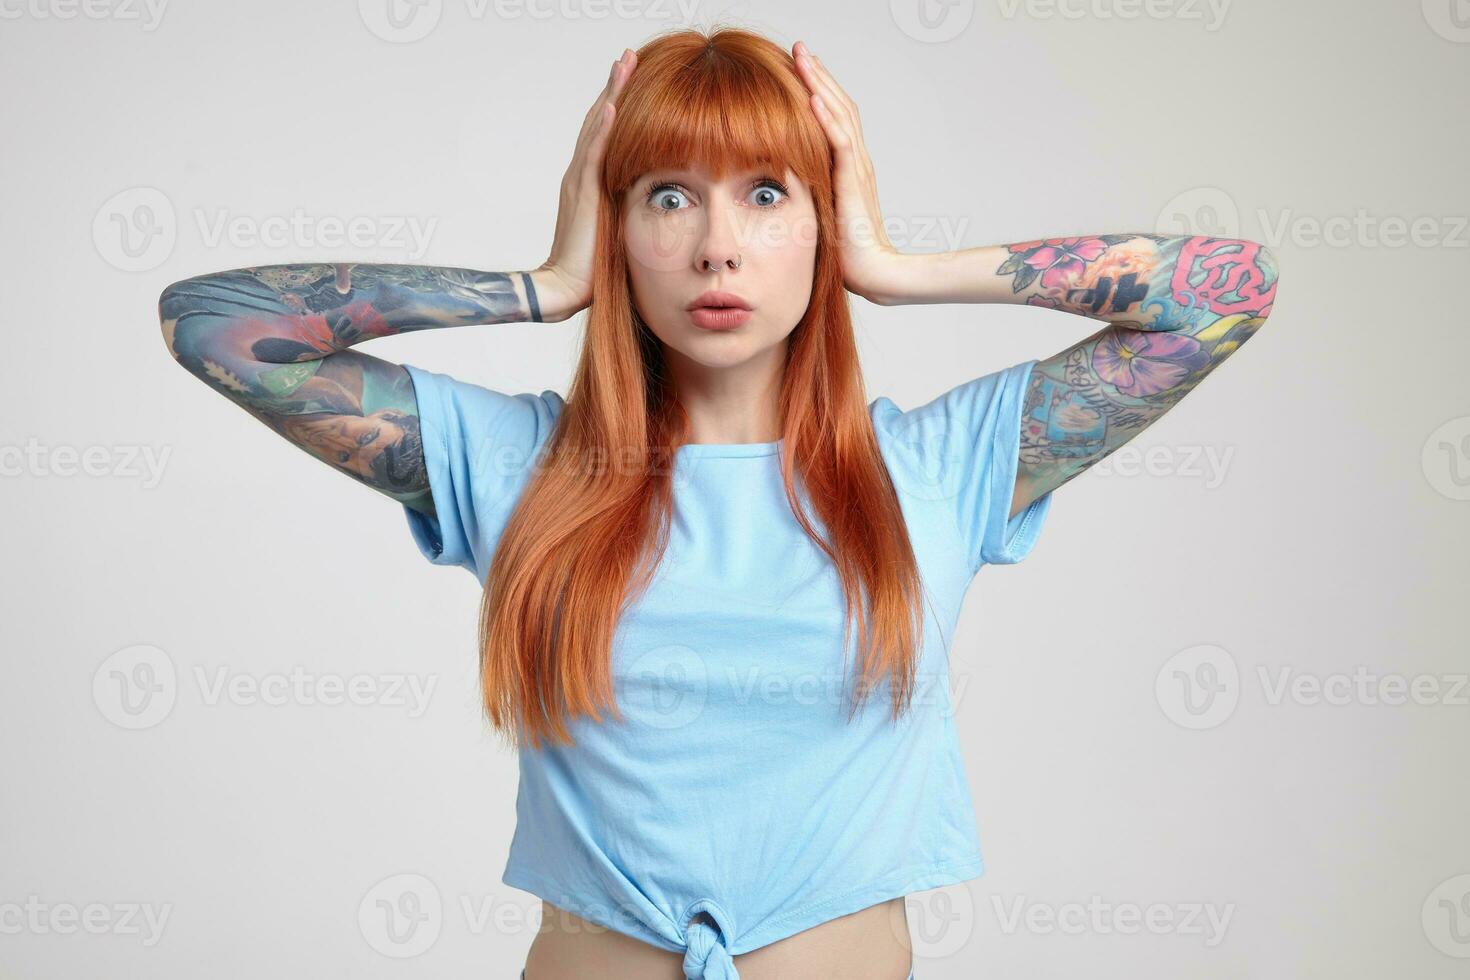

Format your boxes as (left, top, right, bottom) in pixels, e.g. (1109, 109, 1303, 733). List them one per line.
(157, 27, 1279, 980)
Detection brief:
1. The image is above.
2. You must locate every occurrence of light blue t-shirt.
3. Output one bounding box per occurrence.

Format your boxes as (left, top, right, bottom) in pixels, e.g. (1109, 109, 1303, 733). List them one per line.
(400, 358, 1053, 979)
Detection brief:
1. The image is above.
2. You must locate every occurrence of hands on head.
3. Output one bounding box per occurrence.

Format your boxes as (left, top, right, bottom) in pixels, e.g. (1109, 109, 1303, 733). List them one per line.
(536, 47, 639, 321)
(790, 40, 907, 306)
(537, 39, 908, 322)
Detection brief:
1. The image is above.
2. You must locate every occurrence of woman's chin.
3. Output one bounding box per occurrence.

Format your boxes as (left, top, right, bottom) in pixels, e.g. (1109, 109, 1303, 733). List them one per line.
(682, 334, 783, 370)
(661, 326, 744, 356)
(648, 317, 789, 372)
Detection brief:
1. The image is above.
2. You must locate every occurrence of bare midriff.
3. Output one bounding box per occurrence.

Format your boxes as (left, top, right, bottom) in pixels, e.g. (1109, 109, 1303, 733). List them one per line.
(522, 896, 913, 979)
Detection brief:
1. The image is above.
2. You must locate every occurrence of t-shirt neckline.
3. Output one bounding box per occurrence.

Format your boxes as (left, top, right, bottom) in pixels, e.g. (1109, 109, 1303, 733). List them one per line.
(675, 439, 783, 458)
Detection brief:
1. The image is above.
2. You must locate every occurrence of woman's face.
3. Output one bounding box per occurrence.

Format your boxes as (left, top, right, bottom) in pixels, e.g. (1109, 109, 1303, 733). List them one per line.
(621, 163, 818, 372)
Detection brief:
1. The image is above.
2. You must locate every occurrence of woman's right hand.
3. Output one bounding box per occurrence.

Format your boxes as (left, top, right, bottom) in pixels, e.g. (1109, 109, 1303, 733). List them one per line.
(531, 47, 638, 322)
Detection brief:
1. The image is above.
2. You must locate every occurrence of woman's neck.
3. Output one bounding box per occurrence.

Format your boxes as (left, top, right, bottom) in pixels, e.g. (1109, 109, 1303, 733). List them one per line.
(667, 342, 787, 444)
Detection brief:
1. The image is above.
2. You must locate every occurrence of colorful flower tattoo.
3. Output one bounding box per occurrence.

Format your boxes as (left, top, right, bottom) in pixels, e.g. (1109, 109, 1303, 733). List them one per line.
(1000, 235, 1279, 511)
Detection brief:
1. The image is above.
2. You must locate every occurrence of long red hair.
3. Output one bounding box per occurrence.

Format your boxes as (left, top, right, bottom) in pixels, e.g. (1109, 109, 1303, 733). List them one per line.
(480, 25, 927, 749)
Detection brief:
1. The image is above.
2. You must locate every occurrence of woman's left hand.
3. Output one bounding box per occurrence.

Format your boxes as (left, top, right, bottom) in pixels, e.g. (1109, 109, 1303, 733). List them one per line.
(793, 41, 908, 306)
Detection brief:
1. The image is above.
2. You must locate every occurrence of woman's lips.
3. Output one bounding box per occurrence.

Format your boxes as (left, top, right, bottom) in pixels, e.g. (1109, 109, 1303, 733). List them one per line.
(688, 307, 753, 330)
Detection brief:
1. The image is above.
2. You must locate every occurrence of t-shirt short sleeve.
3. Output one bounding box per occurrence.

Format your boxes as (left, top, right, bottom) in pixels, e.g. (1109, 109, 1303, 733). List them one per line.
(400, 362, 562, 582)
(872, 357, 1053, 576)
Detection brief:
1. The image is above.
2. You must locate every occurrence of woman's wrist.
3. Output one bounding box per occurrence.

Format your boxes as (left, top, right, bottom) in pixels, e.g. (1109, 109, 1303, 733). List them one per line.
(524, 264, 585, 323)
(868, 248, 1020, 308)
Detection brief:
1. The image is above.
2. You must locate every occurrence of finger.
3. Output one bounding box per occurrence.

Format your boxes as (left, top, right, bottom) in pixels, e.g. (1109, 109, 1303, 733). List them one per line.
(802, 77, 856, 161)
(576, 51, 633, 150)
(800, 58, 875, 180)
(797, 55, 851, 153)
(811, 55, 864, 140)
(605, 50, 637, 118)
(808, 90, 852, 155)
(567, 103, 613, 195)
(582, 56, 624, 129)
(603, 47, 636, 101)
(795, 52, 857, 140)
(794, 50, 847, 116)
(803, 52, 864, 141)
(586, 102, 616, 161)
(578, 52, 636, 182)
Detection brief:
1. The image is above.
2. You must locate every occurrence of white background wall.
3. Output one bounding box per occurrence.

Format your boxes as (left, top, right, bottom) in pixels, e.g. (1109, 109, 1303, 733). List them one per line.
(2, 0, 1466, 977)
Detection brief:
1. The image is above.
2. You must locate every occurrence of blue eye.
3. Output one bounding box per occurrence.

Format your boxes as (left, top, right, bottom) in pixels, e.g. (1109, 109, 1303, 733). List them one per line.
(643, 176, 790, 213)
(647, 184, 690, 212)
(749, 179, 789, 207)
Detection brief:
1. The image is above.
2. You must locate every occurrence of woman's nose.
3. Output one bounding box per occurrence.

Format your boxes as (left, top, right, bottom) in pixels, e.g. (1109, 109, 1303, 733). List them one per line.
(695, 203, 745, 272)
(700, 252, 741, 271)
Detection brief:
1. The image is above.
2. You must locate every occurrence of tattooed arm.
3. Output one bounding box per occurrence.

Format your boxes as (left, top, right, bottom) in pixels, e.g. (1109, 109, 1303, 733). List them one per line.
(872, 234, 1280, 519)
(158, 263, 571, 518)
